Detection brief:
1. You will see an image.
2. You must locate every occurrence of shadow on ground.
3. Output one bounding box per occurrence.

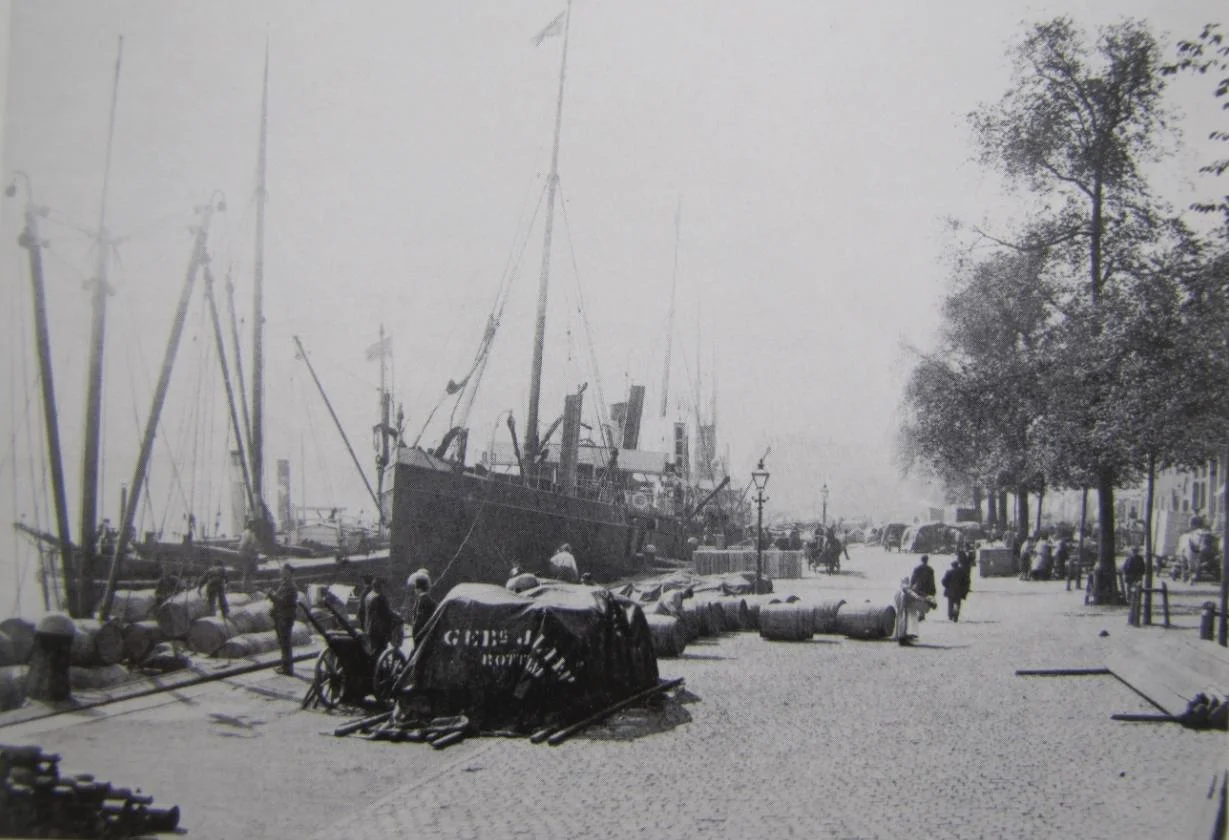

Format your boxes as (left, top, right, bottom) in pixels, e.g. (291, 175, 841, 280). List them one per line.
(580, 689, 696, 742)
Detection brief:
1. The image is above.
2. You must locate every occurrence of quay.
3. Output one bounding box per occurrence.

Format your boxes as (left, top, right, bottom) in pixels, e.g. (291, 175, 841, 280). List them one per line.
(2, 543, 1223, 840)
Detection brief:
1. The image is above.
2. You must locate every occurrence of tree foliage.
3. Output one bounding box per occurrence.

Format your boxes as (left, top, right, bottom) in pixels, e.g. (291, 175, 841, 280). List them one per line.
(1161, 23, 1229, 222)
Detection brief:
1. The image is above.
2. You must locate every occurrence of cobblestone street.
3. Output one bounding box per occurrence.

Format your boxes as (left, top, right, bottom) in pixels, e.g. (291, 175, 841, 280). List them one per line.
(4, 545, 1225, 839)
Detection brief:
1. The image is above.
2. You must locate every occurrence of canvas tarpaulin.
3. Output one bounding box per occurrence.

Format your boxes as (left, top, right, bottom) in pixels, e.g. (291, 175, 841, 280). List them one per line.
(394, 583, 659, 732)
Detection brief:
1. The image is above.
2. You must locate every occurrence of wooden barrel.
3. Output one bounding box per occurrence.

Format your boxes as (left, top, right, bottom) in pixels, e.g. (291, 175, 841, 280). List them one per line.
(718, 598, 750, 631)
(0, 630, 17, 667)
(156, 592, 213, 639)
(644, 614, 686, 658)
(0, 665, 28, 711)
(0, 618, 35, 664)
(758, 603, 814, 642)
(70, 620, 126, 667)
(833, 603, 897, 639)
(185, 603, 275, 654)
(809, 598, 847, 635)
(676, 603, 701, 641)
(112, 589, 159, 623)
(742, 594, 798, 631)
(214, 623, 310, 659)
(69, 664, 129, 691)
(123, 621, 164, 662)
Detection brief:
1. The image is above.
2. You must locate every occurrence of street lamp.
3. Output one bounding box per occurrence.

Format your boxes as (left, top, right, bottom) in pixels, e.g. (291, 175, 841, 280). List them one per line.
(751, 460, 770, 594)
(821, 483, 829, 528)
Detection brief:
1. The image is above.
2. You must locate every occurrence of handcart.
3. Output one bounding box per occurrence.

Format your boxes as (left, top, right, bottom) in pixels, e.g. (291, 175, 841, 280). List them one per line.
(298, 601, 406, 710)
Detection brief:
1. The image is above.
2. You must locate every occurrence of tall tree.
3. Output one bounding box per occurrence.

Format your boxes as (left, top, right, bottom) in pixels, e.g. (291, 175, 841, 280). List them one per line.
(971, 17, 1173, 602)
(1162, 23, 1229, 226)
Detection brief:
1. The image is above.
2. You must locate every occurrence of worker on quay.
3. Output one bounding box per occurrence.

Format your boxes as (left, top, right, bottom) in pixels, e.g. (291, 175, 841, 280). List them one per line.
(941, 557, 971, 623)
(909, 555, 937, 621)
(408, 574, 437, 646)
(355, 573, 375, 631)
(549, 543, 580, 582)
(362, 576, 396, 656)
(197, 560, 230, 618)
(893, 577, 932, 646)
(269, 564, 301, 676)
(1122, 545, 1146, 595)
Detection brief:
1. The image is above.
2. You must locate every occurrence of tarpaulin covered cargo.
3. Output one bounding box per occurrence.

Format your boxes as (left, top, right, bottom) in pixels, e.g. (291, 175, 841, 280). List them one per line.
(394, 583, 659, 733)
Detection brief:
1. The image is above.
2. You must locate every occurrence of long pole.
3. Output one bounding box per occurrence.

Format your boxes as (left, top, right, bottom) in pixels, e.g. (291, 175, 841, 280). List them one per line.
(78, 36, 124, 617)
(99, 201, 215, 620)
(756, 490, 764, 594)
(250, 42, 270, 532)
(659, 198, 680, 418)
(291, 336, 383, 518)
(1143, 452, 1155, 625)
(375, 325, 390, 535)
(204, 266, 258, 516)
(525, 0, 573, 463)
(13, 176, 78, 614)
(224, 276, 254, 461)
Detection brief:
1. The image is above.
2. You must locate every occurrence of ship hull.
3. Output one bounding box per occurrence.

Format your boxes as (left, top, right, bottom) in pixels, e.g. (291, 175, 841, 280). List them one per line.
(390, 450, 681, 595)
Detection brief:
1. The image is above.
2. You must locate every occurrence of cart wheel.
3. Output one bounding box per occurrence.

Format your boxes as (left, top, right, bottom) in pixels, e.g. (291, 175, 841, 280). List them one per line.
(314, 649, 345, 710)
(373, 647, 407, 704)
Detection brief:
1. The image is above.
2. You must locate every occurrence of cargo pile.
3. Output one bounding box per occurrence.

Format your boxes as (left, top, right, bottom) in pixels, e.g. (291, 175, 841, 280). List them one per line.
(0, 743, 180, 838)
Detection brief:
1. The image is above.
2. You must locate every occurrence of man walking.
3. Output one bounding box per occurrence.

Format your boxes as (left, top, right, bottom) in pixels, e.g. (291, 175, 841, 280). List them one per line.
(269, 564, 301, 676)
(910, 555, 937, 621)
(942, 557, 971, 622)
(409, 574, 438, 646)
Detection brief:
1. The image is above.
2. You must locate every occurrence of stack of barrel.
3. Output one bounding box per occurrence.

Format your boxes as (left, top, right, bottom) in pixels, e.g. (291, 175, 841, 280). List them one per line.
(0, 743, 181, 838)
(643, 591, 758, 658)
(167, 593, 313, 659)
(754, 596, 897, 642)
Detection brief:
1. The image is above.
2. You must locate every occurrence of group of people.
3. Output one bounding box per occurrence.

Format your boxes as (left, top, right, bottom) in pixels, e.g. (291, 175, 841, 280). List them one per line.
(1016, 534, 1075, 582)
(893, 550, 975, 645)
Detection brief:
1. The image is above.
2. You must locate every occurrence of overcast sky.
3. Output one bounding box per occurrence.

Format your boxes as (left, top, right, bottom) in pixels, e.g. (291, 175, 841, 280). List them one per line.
(0, 1, 1222, 605)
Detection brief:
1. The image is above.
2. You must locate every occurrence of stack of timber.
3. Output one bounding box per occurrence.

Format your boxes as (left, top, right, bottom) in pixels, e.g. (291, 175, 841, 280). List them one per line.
(214, 623, 310, 659)
(692, 549, 804, 580)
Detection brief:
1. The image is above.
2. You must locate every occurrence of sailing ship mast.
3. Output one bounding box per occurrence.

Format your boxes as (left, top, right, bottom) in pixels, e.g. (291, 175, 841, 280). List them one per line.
(250, 43, 272, 541)
(524, 0, 573, 466)
(659, 198, 680, 418)
(77, 36, 124, 617)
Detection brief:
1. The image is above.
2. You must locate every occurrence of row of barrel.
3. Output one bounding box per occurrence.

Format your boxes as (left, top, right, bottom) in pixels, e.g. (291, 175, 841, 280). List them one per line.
(642, 594, 898, 658)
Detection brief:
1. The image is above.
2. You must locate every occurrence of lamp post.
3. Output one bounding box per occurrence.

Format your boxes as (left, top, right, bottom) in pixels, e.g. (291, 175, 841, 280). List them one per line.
(751, 461, 770, 594)
(821, 483, 829, 528)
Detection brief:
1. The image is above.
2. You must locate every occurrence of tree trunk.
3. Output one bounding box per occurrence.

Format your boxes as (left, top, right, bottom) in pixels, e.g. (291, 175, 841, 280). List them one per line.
(1035, 485, 1045, 535)
(999, 491, 1008, 531)
(1017, 488, 1030, 543)
(1092, 467, 1117, 605)
(972, 485, 983, 521)
(1143, 452, 1156, 624)
(987, 491, 998, 527)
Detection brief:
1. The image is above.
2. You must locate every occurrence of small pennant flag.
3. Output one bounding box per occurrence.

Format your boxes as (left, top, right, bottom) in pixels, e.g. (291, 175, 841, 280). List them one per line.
(365, 335, 392, 361)
(531, 11, 565, 47)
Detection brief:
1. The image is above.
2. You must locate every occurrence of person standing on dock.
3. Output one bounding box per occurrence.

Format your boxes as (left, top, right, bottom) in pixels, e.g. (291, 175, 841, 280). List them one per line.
(362, 577, 395, 655)
(893, 577, 931, 645)
(408, 574, 437, 646)
(549, 544, 580, 583)
(154, 560, 179, 607)
(269, 564, 301, 676)
(197, 560, 230, 618)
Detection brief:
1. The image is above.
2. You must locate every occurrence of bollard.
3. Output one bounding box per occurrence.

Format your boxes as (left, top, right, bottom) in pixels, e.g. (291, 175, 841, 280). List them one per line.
(26, 614, 75, 702)
(1200, 602, 1218, 642)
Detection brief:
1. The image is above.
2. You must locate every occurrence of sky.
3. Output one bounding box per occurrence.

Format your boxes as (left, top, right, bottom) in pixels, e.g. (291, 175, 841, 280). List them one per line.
(0, 0, 1223, 609)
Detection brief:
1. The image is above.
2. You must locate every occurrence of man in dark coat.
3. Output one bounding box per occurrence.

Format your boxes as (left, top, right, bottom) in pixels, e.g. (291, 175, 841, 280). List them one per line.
(941, 558, 971, 622)
(1121, 546, 1146, 593)
(269, 564, 301, 676)
(910, 555, 937, 621)
(409, 575, 438, 646)
(362, 577, 396, 656)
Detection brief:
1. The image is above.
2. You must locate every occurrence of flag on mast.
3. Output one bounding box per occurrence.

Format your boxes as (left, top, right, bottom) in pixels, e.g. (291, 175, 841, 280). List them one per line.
(531, 11, 565, 46)
(365, 335, 392, 361)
